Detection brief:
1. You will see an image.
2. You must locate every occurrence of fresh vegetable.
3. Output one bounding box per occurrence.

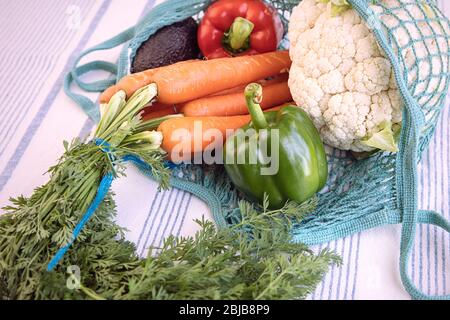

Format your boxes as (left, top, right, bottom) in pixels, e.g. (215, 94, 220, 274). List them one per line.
(206, 73, 289, 97)
(180, 80, 292, 116)
(100, 60, 197, 104)
(101, 51, 291, 106)
(198, 0, 284, 59)
(0, 83, 337, 299)
(224, 83, 328, 209)
(157, 103, 289, 160)
(1, 187, 339, 299)
(0, 85, 171, 297)
(319, 0, 351, 17)
(158, 113, 251, 161)
(360, 121, 401, 153)
(141, 102, 178, 120)
(151, 50, 291, 104)
(131, 18, 201, 73)
(288, 0, 399, 152)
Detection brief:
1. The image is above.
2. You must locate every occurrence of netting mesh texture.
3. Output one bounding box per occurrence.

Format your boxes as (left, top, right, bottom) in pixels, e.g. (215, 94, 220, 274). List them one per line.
(127, 0, 450, 245)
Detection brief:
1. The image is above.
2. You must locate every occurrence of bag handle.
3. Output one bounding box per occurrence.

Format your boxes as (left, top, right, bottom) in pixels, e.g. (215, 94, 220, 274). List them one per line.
(350, 0, 450, 300)
(64, 27, 136, 122)
(64, 60, 117, 122)
(71, 27, 136, 92)
(64, 0, 213, 123)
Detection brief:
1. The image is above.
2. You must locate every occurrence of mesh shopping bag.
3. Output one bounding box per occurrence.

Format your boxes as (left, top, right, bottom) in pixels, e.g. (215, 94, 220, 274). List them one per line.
(65, 0, 450, 299)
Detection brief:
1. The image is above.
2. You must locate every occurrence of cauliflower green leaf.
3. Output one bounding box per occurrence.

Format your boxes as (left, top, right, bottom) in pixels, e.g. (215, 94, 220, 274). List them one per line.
(318, 0, 351, 16)
(361, 121, 400, 153)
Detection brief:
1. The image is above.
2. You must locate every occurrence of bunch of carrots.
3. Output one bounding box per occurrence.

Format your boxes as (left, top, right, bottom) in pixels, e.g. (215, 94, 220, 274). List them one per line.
(99, 51, 293, 160)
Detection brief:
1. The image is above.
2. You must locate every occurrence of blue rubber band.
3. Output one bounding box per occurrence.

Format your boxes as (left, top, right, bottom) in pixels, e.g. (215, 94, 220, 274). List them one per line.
(47, 139, 115, 271)
(46, 141, 181, 271)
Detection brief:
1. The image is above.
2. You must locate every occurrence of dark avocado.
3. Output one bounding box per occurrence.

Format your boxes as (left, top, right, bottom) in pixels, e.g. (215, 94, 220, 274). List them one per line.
(131, 18, 201, 73)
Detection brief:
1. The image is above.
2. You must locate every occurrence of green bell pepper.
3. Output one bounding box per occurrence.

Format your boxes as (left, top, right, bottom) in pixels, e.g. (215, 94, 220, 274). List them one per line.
(224, 83, 328, 209)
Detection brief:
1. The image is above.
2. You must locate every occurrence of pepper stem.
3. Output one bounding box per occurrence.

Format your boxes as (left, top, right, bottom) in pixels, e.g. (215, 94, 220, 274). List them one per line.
(245, 83, 268, 130)
(224, 17, 254, 52)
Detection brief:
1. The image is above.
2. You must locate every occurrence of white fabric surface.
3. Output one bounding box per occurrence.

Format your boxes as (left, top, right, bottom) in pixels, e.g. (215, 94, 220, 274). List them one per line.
(0, 0, 449, 300)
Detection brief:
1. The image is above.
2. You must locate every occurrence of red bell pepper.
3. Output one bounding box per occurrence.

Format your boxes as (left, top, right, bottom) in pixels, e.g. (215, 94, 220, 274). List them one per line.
(198, 0, 284, 59)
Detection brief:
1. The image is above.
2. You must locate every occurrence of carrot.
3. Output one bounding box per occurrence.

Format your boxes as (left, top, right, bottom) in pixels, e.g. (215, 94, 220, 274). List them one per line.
(158, 114, 251, 159)
(153, 51, 291, 104)
(99, 60, 198, 104)
(206, 73, 289, 97)
(101, 51, 291, 105)
(180, 81, 292, 116)
(158, 102, 295, 161)
(265, 102, 295, 112)
(141, 102, 178, 121)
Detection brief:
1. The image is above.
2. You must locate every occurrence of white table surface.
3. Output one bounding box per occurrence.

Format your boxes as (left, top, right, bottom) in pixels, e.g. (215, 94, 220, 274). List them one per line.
(0, 0, 449, 299)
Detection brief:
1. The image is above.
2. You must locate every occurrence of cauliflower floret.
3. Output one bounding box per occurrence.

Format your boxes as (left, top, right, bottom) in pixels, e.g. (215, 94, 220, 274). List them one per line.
(321, 92, 371, 151)
(288, 0, 448, 152)
(344, 57, 391, 95)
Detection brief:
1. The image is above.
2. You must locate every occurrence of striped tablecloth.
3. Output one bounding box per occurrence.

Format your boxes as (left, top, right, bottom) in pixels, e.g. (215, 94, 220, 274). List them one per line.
(0, 0, 449, 300)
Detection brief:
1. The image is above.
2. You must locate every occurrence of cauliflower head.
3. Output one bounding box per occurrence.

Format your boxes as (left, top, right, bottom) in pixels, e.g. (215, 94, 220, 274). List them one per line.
(288, 0, 447, 152)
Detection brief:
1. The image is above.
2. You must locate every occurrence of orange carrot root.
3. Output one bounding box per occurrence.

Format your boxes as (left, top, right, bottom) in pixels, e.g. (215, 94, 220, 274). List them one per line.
(180, 81, 292, 117)
(158, 101, 296, 162)
(141, 102, 178, 121)
(99, 60, 198, 104)
(153, 51, 291, 104)
(100, 51, 291, 105)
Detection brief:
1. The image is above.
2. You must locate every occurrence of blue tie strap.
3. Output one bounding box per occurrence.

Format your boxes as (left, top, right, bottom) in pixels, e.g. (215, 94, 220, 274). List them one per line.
(47, 139, 116, 271)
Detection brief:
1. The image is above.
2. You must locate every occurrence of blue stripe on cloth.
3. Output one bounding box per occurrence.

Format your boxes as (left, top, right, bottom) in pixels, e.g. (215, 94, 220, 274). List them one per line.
(441, 102, 448, 295)
(175, 194, 193, 236)
(136, 191, 160, 252)
(335, 151, 353, 299)
(0, 1, 83, 81)
(147, 189, 176, 248)
(341, 146, 361, 299)
(351, 232, 361, 299)
(327, 240, 338, 299)
(0, 1, 95, 152)
(438, 98, 449, 295)
(0, 1, 60, 50)
(318, 242, 331, 299)
(139, 190, 168, 256)
(335, 237, 346, 299)
(419, 155, 425, 291)
(310, 243, 324, 300)
(0, 54, 46, 130)
(0, 59, 52, 155)
(431, 129, 437, 295)
(422, 139, 429, 293)
(168, 191, 188, 239)
(0, 57, 47, 143)
(0, 0, 92, 119)
(424, 136, 430, 293)
(0, 0, 41, 55)
(432, 132, 438, 295)
(0, 1, 23, 39)
(154, 189, 181, 248)
(0, 0, 112, 193)
(155, 190, 179, 245)
(443, 101, 449, 295)
(343, 234, 355, 299)
(412, 224, 416, 284)
(427, 224, 431, 295)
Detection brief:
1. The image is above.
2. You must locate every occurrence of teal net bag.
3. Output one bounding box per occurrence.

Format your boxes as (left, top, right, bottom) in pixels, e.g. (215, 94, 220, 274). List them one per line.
(65, 0, 450, 300)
